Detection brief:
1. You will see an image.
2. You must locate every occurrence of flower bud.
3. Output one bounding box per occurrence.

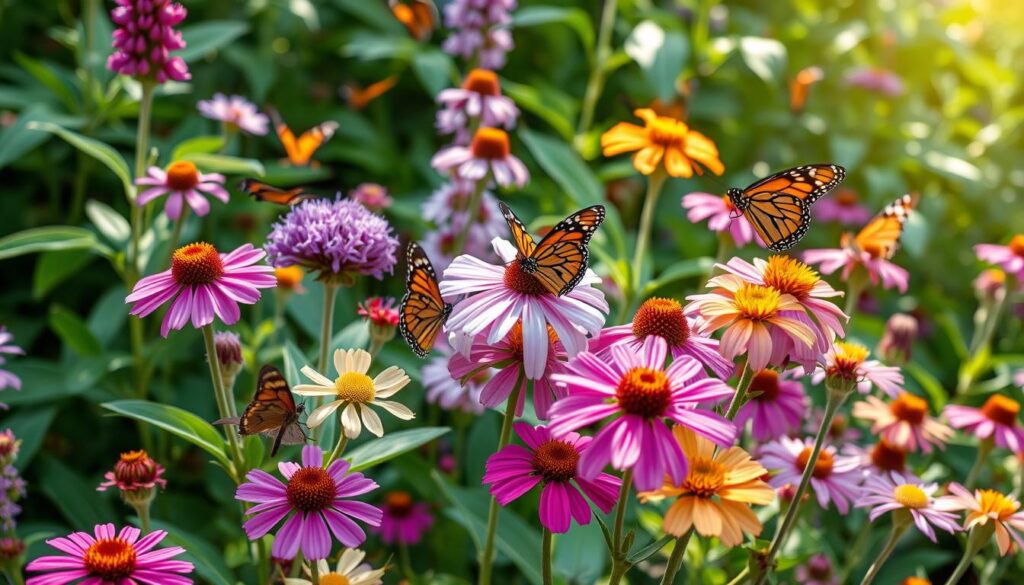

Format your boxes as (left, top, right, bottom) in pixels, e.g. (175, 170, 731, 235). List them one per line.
(877, 313, 918, 366)
(97, 450, 166, 508)
(358, 297, 400, 356)
(0, 430, 19, 466)
(0, 537, 24, 572)
(275, 266, 306, 294)
(214, 331, 244, 383)
(349, 183, 393, 213)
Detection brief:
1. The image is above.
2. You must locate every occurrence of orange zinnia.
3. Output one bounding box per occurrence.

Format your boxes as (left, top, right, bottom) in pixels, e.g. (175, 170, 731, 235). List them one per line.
(601, 108, 724, 178)
(639, 427, 774, 546)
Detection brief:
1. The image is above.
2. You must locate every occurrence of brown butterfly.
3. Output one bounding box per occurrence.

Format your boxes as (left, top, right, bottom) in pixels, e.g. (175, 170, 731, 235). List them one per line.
(215, 365, 307, 456)
(389, 0, 436, 42)
(239, 178, 316, 206)
(267, 107, 338, 167)
(342, 76, 399, 111)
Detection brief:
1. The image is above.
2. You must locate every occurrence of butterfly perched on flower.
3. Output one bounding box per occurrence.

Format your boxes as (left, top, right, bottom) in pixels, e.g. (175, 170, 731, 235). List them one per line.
(841, 194, 914, 259)
(214, 365, 306, 456)
(239, 178, 316, 206)
(267, 107, 338, 167)
(389, 0, 435, 42)
(727, 164, 846, 251)
(499, 202, 606, 296)
(400, 242, 451, 358)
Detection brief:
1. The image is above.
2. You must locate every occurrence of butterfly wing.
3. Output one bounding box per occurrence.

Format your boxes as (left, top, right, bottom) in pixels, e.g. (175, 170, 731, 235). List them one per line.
(852, 194, 913, 259)
(390, 0, 436, 41)
(529, 206, 606, 296)
(344, 76, 399, 110)
(239, 178, 314, 206)
(238, 365, 297, 436)
(399, 242, 451, 357)
(287, 122, 339, 167)
(498, 202, 538, 258)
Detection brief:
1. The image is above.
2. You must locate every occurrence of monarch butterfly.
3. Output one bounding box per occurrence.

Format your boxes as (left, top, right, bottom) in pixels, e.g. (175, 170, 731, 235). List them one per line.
(342, 76, 399, 111)
(239, 178, 316, 206)
(214, 365, 307, 456)
(389, 0, 435, 42)
(841, 194, 914, 259)
(267, 107, 338, 167)
(499, 202, 606, 297)
(399, 242, 452, 358)
(727, 164, 846, 251)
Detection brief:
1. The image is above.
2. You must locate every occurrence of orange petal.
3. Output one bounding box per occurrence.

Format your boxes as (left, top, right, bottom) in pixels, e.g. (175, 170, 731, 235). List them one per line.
(601, 123, 649, 156)
(664, 497, 695, 537)
(691, 497, 723, 537)
(664, 146, 695, 178)
(632, 144, 666, 175)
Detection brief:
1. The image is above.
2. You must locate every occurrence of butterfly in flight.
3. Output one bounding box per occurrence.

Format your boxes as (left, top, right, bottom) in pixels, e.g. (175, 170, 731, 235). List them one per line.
(499, 202, 606, 297)
(342, 76, 399, 111)
(267, 107, 338, 167)
(214, 365, 307, 456)
(389, 0, 436, 42)
(726, 164, 846, 251)
(399, 242, 452, 358)
(841, 194, 914, 259)
(239, 178, 316, 206)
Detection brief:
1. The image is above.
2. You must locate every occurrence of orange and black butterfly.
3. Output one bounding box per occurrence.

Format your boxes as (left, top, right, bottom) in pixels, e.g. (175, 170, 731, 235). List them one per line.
(389, 0, 436, 42)
(400, 242, 452, 358)
(841, 194, 914, 259)
(239, 178, 316, 206)
(727, 164, 846, 251)
(214, 365, 306, 456)
(499, 202, 606, 297)
(342, 76, 399, 111)
(267, 108, 338, 167)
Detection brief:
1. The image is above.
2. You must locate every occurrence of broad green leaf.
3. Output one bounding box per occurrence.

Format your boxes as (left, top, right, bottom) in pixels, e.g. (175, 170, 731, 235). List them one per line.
(332, 0, 405, 31)
(178, 21, 250, 62)
(905, 363, 947, 410)
(519, 128, 602, 206)
(180, 153, 264, 176)
(170, 135, 226, 161)
(85, 199, 131, 245)
(554, 517, 609, 583)
(87, 286, 128, 346)
(514, 6, 594, 52)
(347, 427, 450, 472)
(4, 406, 57, 470)
(49, 304, 102, 356)
(626, 534, 673, 564)
(33, 249, 95, 298)
(28, 122, 134, 197)
(0, 227, 97, 260)
(38, 457, 117, 530)
(282, 340, 309, 387)
(504, 81, 577, 142)
(343, 32, 417, 61)
(13, 53, 78, 112)
(412, 49, 456, 97)
(145, 519, 233, 585)
(0, 360, 90, 406)
(739, 37, 787, 84)
(102, 400, 230, 468)
(332, 320, 369, 353)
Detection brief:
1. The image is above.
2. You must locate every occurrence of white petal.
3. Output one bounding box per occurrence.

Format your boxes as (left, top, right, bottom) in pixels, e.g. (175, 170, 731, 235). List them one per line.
(291, 384, 337, 397)
(301, 365, 334, 387)
(360, 406, 384, 437)
(373, 400, 416, 420)
(305, 401, 342, 428)
(341, 403, 362, 439)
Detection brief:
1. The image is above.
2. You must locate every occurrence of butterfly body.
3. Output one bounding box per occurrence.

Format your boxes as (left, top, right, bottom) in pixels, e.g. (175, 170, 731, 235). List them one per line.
(239, 178, 316, 206)
(400, 242, 452, 358)
(842, 194, 913, 259)
(214, 365, 307, 456)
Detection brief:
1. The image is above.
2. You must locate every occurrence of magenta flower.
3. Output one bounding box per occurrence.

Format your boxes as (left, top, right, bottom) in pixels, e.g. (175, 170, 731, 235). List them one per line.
(197, 94, 269, 136)
(0, 327, 24, 399)
(107, 0, 190, 83)
(548, 344, 736, 491)
(125, 242, 276, 337)
(857, 472, 960, 542)
(26, 524, 193, 585)
(944, 394, 1024, 453)
(372, 491, 433, 545)
(975, 235, 1024, 280)
(236, 445, 382, 560)
(440, 238, 608, 379)
(813, 189, 871, 226)
(681, 192, 757, 247)
(734, 369, 808, 441)
(483, 423, 621, 533)
(136, 161, 229, 221)
(810, 341, 904, 397)
(852, 393, 953, 453)
(437, 68, 519, 139)
(844, 66, 905, 96)
(803, 245, 910, 293)
(589, 297, 734, 380)
(760, 436, 862, 514)
(432, 127, 529, 188)
(422, 343, 486, 414)
(349, 183, 393, 213)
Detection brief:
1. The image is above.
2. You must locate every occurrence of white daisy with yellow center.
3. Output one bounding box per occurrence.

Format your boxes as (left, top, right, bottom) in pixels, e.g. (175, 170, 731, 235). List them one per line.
(283, 548, 387, 585)
(293, 349, 413, 438)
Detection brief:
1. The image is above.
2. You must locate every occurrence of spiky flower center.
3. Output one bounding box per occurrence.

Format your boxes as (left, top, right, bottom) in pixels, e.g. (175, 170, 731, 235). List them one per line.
(750, 369, 781, 402)
(321, 574, 351, 585)
(762, 255, 820, 299)
(645, 115, 689, 147)
(165, 160, 200, 191)
(976, 489, 1020, 520)
(334, 372, 375, 403)
(503, 262, 549, 296)
(682, 456, 725, 498)
(893, 484, 929, 509)
(870, 440, 906, 472)
(83, 537, 136, 580)
(532, 439, 579, 483)
(889, 392, 928, 425)
(286, 467, 337, 512)
(982, 395, 1020, 427)
(733, 284, 782, 321)
(796, 447, 833, 479)
(171, 242, 224, 286)
(470, 127, 511, 159)
(276, 266, 304, 290)
(632, 298, 689, 347)
(384, 491, 415, 518)
(505, 320, 558, 359)
(462, 68, 501, 96)
(826, 342, 870, 381)
(616, 367, 672, 418)
(835, 189, 859, 206)
(1009, 234, 1024, 258)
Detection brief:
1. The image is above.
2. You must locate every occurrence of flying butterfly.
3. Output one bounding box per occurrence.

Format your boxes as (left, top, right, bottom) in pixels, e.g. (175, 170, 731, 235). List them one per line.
(389, 0, 436, 42)
(214, 365, 307, 457)
(342, 76, 399, 111)
(726, 164, 846, 251)
(841, 194, 914, 259)
(399, 242, 452, 358)
(267, 107, 338, 167)
(239, 178, 316, 206)
(499, 202, 606, 297)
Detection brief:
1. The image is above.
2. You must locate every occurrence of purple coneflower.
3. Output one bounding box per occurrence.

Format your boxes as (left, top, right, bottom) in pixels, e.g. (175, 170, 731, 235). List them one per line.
(97, 449, 166, 495)
(432, 127, 529, 188)
(372, 491, 433, 545)
(858, 472, 960, 542)
(759, 436, 862, 514)
(944, 395, 1024, 453)
(136, 162, 228, 220)
(349, 183, 393, 212)
(853, 393, 953, 453)
(811, 341, 903, 397)
(107, 0, 190, 83)
(197, 94, 269, 136)
(803, 244, 910, 293)
(437, 69, 519, 138)
(680, 192, 757, 247)
(734, 369, 808, 441)
(975, 235, 1024, 280)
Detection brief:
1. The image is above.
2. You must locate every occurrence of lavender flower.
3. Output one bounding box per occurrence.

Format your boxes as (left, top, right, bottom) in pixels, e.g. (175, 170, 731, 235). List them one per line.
(107, 0, 191, 83)
(442, 0, 516, 69)
(437, 68, 519, 142)
(265, 197, 399, 284)
(0, 327, 23, 409)
(0, 431, 24, 532)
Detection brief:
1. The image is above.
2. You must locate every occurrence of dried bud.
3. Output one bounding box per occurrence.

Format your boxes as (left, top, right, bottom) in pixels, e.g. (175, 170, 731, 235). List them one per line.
(350, 183, 393, 213)
(877, 313, 918, 366)
(98, 450, 166, 508)
(214, 331, 244, 382)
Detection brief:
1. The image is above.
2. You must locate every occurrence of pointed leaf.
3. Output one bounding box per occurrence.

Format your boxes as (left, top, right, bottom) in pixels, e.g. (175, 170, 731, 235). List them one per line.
(102, 400, 230, 469)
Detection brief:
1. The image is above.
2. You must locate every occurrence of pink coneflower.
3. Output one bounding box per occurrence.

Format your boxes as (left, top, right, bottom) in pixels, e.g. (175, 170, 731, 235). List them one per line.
(349, 183, 394, 213)
(684, 274, 816, 372)
(197, 94, 269, 136)
(372, 491, 433, 545)
(803, 244, 910, 293)
(126, 242, 275, 337)
(0, 327, 24, 400)
(136, 162, 229, 220)
(422, 344, 486, 414)
(944, 395, 1024, 453)
(483, 423, 621, 533)
(235, 445, 382, 560)
(844, 66, 905, 96)
(795, 553, 839, 585)
(437, 68, 519, 138)
(858, 472, 960, 542)
(811, 341, 903, 397)
(734, 369, 808, 441)
(760, 436, 862, 514)
(548, 344, 735, 491)
(588, 297, 734, 380)
(852, 393, 953, 453)
(937, 483, 1024, 556)
(431, 127, 529, 187)
(681, 192, 757, 247)
(975, 235, 1024, 280)
(813, 188, 871, 226)
(422, 178, 502, 230)
(26, 524, 193, 584)
(440, 237, 608, 379)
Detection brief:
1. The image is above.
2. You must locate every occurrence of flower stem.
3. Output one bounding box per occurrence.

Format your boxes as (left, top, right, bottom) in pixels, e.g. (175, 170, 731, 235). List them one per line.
(325, 410, 349, 466)
(167, 207, 187, 260)
(608, 468, 635, 585)
(658, 529, 693, 585)
(943, 525, 993, 585)
(576, 0, 618, 142)
(202, 325, 243, 480)
(542, 527, 553, 585)
(134, 502, 152, 534)
(313, 282, 339, 442)
(965, 438, 994, 490)
(859, 516, 910, 585)
(310, 560, 320, 584)
(478, 374, 526, 585)
(843, 267, 868, 318)
(129, 82, 156, 276)
(400, 541, 417, 584)
(631, 169, 669, 306)
(724, 566, 749, 585)
(723, 362, 752, 420)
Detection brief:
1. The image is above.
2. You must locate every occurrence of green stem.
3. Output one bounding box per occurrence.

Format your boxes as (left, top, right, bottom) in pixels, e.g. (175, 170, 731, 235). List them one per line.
(608, 468, 635, 585)
(943, 525, 992, 585)
(325, 413, 349, 467)
(400, 541, 416, 584)
(310, 559, 320, 584)
(542, 528, 553, 585)
(167, 207, 187, 259)
(859, 516, 910, 585)
(203, 325, 243, 480)
(631, 169, 669, 306)
(135, 502, 152, 534)
(724, 566, 749, 585)
(837, 517, 874, 583)
(83, 0, 98, 114)
(576, 0, 618, 141)
(965, 439, 994, 490)
(313, 283, 339, 442)
(129, 82, 156, 276)
(723, 363, 752, 420)
(658, 529, 693, 585)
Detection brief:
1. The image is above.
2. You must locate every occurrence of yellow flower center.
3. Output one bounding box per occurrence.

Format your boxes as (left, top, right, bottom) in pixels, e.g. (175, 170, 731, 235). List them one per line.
(470, 127, 511, 159)
(682, 456, 725, 498)
(870, 440, 906, 472)
(532, 439, 579, 483)
(645, 115, 689, 148)
(275, 266, 304, 290)
(733, 284, 782, 321)
(889, 392, 928, 425)
(901, 578, 931, 585)
(976, 489, 1020, 520)
(83, 538, 137, 580)
(1009, 234, 1024, 258)
(632, 297, 689, 347)
(981, 394, 1020, 427)
(286, 467, 337, 512)
(615, 367, 672, 419)
(334, 372, 375, 403)
(893, 484, 929, 509)
(171, 242, 224, 286)
(462, 68, 501, 96)
(762, 255, 820, 299)
(165, 160, 200, 191)
(320, 573, 351, 585)
(826, 341, 870, 381)
(749, 369, 781, 402)
(796, 447, 833, 479)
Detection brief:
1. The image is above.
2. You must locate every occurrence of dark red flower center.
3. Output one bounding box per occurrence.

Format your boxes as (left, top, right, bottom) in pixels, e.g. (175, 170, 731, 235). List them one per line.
(462, 68, 501, 96)
(616, 367, 672, 419)
(632, 298, 689, 347)
(796, 447, 833, 479)
(870, 439, 906, 472)
(503, 261, 549, 296)
(286, 467, 337, 512)
(889, 392, 928, 425)
(982, 395, 1020, 427)
(470, 127, 511, 159)
(750, 369, 781, 402)
(84, 538, 136, 580)
(835, 189, 859, 207)
(171, 242, 224, 286)
(384, 491, 414, 518)
(165, 161, 200, 191)
(532, 439, 579, 483)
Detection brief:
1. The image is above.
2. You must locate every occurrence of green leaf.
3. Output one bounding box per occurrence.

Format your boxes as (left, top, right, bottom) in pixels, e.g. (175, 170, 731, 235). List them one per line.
(170, 135, 227, 161)
(49, 304, 102, 356)
(347, 427, 450, 472)
(0, 226, 98, 260)
(178, 21, 250, 62)
(85, 199, 131, 245)
(332, 320, 369, 353)
(504, 81, 577, 142)
(38, 457, 117, 530)
(514, 6, 594, 52)
(625, 21, 690, 102)
(282, 340, 309, 387)
(0, 360, 90, 406)
(905, 362, 948, 410)
(13, 53, 78, 112)
(626, 534, 673, 564)
(33, 249, 96, 298)
(643, 257, 715, 295)
(87, 286, 128, 346)
(145, 519, 233, 585)
(554, 519, 609, 583)
(739, 37, 787, 84)
(412, 49, 456, 97)
(519, 128, 602, 205)
(28, 122, 134, 197)
(180, 152, 264, 176)
(102, 400, 230, 468)
(4, 406, 58, 470)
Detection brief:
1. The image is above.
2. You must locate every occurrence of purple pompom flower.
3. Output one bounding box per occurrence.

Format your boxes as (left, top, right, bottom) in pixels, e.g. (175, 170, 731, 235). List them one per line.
(107, 0, 191, 83)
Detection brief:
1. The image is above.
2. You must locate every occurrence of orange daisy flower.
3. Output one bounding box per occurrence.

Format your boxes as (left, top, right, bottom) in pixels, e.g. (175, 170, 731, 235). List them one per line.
(939, 483, 1024, 556)
(639, 427, 774, 547)
(601, 108, 724, 178)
